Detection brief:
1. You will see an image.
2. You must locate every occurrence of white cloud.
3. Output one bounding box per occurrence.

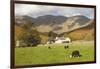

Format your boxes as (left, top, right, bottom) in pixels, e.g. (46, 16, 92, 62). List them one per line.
(15, 3, 94, 19)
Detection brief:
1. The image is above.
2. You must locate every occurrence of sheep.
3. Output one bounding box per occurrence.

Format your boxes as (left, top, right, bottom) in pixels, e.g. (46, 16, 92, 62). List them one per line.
(70, 50, 82, 58)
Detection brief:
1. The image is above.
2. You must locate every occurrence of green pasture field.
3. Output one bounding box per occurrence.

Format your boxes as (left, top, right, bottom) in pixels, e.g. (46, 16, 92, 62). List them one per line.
(15, 41, 95, 66)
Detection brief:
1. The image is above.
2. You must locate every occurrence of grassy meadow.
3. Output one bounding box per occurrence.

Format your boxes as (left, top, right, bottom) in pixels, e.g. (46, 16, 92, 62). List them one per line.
(15, 41, 95, 66)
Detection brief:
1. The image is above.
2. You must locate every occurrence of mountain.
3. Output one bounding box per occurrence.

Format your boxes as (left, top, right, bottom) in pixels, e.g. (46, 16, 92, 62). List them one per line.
(15, 15, 91, 34)
(15, 15, 94, 41)
(63, 20, 95, 40)
(65, 15, 90, 29)
(35, 15, 67, 25)
(52, 15, 91, 34)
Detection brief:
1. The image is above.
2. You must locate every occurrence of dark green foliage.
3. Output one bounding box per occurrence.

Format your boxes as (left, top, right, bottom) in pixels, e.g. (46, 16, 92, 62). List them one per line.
(48, 31, 57, 38)
(48, 31, 57, 43)
(24, 35, 41, 46)
(15, 20, 41, 47)
(23, 29, 41, 47)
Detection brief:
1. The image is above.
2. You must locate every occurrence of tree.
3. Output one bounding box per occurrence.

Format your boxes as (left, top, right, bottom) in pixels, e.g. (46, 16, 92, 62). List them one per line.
(24, 34, 41, 46)
(48, 31, 57, 38)
(48, 31, 57, 43)
(24, 28, 41, 46)
(15, 21, 41, 47)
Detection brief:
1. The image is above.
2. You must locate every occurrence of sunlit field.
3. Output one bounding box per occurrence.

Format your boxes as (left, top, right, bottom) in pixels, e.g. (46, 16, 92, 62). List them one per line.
(15, 41, 94, 66)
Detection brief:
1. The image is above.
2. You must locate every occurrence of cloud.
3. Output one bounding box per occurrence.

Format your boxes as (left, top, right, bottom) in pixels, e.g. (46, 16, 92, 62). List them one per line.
(15, 3, 94, 19)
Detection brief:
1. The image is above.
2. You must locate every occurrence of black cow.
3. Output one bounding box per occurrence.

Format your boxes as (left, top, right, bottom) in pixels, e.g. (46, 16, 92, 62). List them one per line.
(48, 46, 51, 49)
(64, 45, 69, 49)
(70, 50, 81, 58)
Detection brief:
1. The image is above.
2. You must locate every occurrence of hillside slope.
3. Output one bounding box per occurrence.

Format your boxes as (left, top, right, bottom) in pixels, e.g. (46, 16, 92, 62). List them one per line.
(64, 20, 95, 40)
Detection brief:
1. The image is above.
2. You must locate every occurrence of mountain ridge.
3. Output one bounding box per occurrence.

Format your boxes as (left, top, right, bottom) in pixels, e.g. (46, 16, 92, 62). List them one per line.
(15, 15, 91, 34)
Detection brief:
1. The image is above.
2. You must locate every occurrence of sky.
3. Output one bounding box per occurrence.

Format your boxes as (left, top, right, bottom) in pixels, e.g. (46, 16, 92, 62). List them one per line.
(15, 3, 94, 19)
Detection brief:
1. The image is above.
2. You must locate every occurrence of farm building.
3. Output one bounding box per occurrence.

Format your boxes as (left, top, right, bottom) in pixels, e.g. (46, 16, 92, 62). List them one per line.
(47, 37, 71, 44)
(55, 37, 71, 43)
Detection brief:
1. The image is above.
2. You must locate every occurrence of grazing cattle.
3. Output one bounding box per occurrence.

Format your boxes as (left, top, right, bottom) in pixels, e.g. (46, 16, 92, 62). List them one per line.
(64, 45, 69, 49)
(66, 45, 69, 48)
(70, 50, 81, 58)
(48, 46, 51, 49)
